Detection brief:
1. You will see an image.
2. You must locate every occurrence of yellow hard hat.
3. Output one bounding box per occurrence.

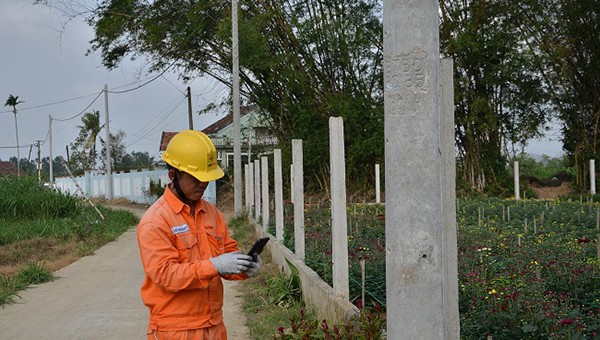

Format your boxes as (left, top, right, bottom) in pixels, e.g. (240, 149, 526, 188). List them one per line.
(162, 130, 224, 182)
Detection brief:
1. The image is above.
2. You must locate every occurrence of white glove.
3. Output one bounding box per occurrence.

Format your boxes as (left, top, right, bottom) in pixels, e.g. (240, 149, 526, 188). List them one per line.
(209, 252, 253, 275)
(244, 254, 262, 277)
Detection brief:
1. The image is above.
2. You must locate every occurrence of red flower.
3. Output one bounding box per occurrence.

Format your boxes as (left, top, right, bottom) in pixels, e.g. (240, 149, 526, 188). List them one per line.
(559, 318, 574, 326)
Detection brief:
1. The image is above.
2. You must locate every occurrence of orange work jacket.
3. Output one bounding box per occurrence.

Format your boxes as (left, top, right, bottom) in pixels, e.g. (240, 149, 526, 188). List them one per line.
(137, 187, 247, 332)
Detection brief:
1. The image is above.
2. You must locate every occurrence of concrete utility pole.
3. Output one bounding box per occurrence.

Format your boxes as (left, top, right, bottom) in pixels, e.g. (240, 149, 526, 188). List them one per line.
(232, 0, 242, 214)
(36, 140, 42, 182)
(49, 115, 53, 183)
(383, 0, 459, 338)
(187, 87, 194, 130)
(104, 84, 113, 200)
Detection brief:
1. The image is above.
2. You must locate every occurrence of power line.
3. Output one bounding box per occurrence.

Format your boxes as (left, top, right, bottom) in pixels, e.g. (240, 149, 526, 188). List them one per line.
(125, 95, 187, 148)
(0, 91, 102, 114)
(53, 90, 104, 122)
(108, 62, 176, 94)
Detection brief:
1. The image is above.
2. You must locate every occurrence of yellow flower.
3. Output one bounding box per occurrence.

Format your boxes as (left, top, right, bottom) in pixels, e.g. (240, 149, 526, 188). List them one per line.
(488, 289, 496, 295)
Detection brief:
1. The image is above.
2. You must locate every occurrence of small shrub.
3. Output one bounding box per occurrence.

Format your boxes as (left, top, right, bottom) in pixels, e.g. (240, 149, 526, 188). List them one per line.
(17, 262, 53, 285)
(143, 178, 166, 202)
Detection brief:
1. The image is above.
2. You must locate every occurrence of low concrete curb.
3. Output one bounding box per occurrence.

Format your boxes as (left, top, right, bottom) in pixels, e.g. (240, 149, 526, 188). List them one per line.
(254, 227, 360, 325)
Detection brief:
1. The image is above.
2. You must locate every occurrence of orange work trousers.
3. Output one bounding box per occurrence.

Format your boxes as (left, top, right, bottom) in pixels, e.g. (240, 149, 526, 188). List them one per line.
(148, 323, 227, 340)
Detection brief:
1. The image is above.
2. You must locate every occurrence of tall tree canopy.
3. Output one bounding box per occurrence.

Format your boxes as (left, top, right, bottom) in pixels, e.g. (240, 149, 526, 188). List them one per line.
(39, 0, 600, 195)
(517, 0, 600, 190)
(40, 0, 384, 191)
(440, 0, 550, 194)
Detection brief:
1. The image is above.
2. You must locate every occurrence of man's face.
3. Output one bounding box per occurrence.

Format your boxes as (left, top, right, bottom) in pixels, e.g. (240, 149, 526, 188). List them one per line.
(172, 170, 208, 202)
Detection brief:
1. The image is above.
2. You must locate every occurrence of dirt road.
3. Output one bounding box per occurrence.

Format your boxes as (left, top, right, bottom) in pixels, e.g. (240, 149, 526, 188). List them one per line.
(0, 206, 250, 339)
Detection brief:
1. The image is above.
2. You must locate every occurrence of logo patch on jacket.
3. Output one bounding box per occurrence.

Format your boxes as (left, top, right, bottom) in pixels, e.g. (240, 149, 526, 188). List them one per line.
(171, 224, 190, 235)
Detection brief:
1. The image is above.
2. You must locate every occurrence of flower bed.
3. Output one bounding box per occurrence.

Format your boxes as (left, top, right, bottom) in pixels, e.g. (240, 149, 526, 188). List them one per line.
(273, 198, 599, 338)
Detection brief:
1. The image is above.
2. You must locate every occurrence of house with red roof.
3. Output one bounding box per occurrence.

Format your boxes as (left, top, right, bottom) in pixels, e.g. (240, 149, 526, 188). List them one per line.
(0, 161, 18, 176)
(159, 106, 277, 169)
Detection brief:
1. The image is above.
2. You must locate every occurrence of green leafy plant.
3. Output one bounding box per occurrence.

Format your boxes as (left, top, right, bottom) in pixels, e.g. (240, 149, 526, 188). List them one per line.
(143, 178, 165, 202)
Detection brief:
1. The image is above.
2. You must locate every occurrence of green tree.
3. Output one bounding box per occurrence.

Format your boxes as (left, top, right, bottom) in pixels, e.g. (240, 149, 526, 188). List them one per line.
(120, 151, 155, 171)
(440, 0, 550, 194)
(69, 110, 103, 172)
(38, 0, 383, 191)
(77, 110, 103, 165)
(4, 94, 24, 177)
(518, 0, 600, 192)
(100, 130, 127, 171)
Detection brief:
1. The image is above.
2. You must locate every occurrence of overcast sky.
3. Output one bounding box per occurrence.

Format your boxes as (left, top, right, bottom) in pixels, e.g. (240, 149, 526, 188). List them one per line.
(0, 1, 563, 165)
(0, 1, 228, 163)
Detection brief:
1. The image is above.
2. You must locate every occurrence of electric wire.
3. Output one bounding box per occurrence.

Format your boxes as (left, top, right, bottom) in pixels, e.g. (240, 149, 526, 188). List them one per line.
(125, 95, 187, 148)
(125, 93, 186, 143)
(0, 91, 102, 114)
(52, 90, 103, 122)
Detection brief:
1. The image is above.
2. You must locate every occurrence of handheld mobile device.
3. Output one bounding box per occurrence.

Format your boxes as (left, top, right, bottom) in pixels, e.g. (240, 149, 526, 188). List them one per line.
(247, 237, 270, 262)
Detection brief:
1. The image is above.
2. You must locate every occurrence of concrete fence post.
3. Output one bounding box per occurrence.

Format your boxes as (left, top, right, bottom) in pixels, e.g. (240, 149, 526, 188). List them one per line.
(244, 164, 249, 210)
(383, 0, 459, 338)
(254, 160, 261, 221)
(292, 139, 305, 261)
(261, 156, 269, 230)
(591, 159, 596, 195)
(274, 149, 284, 241)
(248, 162, 254, 218)
(330, 117, 349, 300)
(375, 163, 381, 204)
(441, 58, 460, 337)
(514, 161, 520, 200)
(290, 164, 295, 204)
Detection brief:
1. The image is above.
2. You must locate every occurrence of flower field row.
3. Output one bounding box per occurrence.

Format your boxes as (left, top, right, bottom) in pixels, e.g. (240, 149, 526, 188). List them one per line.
(273, 197, 599, 338)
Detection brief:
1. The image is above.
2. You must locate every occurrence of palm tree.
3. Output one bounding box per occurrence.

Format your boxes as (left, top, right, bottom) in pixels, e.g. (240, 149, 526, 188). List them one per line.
(77, 110, 103, 168)
(4, 94, 24, 176)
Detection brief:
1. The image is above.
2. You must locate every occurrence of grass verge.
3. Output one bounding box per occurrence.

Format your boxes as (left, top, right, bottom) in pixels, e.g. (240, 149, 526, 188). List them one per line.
(228, 213, 311, 339)
(0, 180, 138, 307)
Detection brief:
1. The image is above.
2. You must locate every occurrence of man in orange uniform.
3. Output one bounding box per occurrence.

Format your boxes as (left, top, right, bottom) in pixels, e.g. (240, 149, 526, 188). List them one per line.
(137, 130, 261, 340)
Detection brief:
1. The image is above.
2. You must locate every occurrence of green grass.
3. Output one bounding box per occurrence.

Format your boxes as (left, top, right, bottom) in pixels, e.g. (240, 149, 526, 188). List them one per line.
(0, 176, 139, 306)
(228, 214, 309, 339)
(0, 263, 54, 305)
(228, 213, 386, 339)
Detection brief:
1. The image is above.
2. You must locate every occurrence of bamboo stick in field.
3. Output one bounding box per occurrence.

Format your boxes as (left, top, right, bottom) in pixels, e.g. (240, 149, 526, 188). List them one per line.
(59, 156, 105, 220)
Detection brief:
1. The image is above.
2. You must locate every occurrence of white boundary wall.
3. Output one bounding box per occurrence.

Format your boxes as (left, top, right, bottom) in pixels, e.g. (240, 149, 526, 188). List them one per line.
(54, 169, 217, 205)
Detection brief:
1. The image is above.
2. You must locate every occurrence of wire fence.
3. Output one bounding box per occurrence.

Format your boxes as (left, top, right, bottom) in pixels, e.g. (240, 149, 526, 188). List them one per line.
(268, 202, 387, 308)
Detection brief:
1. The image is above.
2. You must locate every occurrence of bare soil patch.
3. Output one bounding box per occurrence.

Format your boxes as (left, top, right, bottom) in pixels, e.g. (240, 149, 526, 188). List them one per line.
(530, 182, 572, 199)
(0, 237, 79, 276)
